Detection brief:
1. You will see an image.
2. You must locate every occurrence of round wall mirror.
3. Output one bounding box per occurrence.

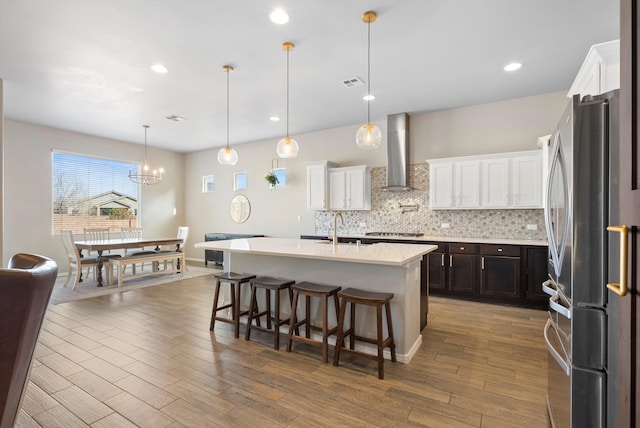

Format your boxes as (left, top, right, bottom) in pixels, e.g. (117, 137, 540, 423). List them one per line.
(229, 195, 251, 223)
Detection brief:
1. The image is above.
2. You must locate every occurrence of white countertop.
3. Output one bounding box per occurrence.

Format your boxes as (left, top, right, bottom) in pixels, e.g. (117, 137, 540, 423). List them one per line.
(194, 237, 437, 267)
(304, 233, 548, 247)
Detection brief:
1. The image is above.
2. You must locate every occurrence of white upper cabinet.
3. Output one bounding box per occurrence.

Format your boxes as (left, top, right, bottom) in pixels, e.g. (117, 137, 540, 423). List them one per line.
(455, 161, 481, 208)
(428, 150, 543, 210)
(328, 165, 371, 210)
(428, 161, 480, 209)
(482, 158, 510, 207)
(429, 163, 453, 208)
(306, 161, 337, 210)
(512, 154, 542, 207)
(568, 39, 619, 98)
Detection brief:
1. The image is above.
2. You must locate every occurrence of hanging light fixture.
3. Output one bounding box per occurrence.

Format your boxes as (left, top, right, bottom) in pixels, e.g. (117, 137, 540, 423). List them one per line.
(128, 125, 164, 185)
(217, 65, 239, 165)
(276, 42, 299, 158)
(356, 11, 382, 149)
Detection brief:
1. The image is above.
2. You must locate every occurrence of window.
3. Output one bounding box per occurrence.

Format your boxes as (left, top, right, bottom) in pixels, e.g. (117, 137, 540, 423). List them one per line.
(202, 175, 215, 192)
(52, 151, 139, 235)
(234, 172, 247, 191)
(272, 168, 286, 188)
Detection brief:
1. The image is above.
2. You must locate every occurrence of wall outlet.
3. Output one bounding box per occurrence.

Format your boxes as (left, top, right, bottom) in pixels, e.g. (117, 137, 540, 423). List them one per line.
(297, 215, 302, 222)
(527, 224, 538, 230)
(441, 223, 450, 229)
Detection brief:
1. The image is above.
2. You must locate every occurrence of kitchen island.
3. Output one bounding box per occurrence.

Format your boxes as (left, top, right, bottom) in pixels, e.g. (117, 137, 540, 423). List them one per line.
(194, 237, 437, 363)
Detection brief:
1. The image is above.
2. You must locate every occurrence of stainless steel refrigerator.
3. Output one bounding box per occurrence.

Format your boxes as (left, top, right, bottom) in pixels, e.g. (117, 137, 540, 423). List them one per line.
(543, 89, 619, 427)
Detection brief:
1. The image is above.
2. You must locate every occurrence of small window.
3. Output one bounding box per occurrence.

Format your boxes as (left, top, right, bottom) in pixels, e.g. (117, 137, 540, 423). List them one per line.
(272, 168, 286, 188)
(202, 175, 215, 192)
(234, 172, 248, 191)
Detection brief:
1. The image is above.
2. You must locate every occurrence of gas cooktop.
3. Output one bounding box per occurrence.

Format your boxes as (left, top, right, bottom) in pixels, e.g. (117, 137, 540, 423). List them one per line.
(364, 232, 424, 238)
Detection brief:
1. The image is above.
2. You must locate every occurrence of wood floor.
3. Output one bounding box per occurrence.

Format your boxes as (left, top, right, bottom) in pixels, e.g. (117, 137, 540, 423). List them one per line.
(16, 272, 550, 428)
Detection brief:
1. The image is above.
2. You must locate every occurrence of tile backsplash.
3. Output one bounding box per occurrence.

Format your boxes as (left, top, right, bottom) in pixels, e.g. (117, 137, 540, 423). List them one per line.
(315, 163, 547, 240)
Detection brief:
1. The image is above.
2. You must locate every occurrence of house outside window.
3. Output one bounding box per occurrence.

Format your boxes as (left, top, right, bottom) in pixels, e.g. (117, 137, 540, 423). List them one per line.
(52, 151, 139, 235)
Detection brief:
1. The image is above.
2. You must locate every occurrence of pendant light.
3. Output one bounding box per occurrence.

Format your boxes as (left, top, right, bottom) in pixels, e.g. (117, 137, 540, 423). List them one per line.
(355, 11, 382, 149)
(128, 125, 164, 185)
(276, 42, 299, 158)
(217, 65, 239, 165)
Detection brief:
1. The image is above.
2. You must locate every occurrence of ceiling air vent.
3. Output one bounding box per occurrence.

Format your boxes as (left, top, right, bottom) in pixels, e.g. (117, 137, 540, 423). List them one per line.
(165, 115, 187, 122)
(341, 77, 364, 88)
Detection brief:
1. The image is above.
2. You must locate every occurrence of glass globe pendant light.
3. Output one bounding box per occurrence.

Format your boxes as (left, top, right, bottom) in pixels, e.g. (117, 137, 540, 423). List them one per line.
(356, 11, 382, 149)
(217, 65, 239, 165)
(276, 42, 299, 158)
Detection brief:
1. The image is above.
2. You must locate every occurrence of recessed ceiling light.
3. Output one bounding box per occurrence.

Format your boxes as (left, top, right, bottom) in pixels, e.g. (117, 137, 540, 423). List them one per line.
(363, 94, 375, 101)
(150, 63, 168, 74)
(504, 62, 522, 72)
(270, 116, 281, 122)
(129, 87, 144, 92)
(270, 9, 289, 24)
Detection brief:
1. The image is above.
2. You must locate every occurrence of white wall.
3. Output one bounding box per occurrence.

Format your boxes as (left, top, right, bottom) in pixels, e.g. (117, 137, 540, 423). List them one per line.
(183, 90, 568, 262)
(2, 120, 185, 268)
(1, 90, 567, 268)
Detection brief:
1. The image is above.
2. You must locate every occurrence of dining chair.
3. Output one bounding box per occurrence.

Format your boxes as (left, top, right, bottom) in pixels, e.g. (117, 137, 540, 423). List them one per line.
(121, 227, 146, 273)
(60, 230, 114, 288)
(156, 226, 189, 271)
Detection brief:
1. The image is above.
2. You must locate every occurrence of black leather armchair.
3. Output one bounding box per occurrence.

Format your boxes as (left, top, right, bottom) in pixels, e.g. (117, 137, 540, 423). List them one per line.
(0, 253, 57, 428)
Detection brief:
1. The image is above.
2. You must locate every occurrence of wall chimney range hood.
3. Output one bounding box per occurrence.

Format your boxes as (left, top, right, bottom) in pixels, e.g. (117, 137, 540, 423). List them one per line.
(382, 112, 412, 191)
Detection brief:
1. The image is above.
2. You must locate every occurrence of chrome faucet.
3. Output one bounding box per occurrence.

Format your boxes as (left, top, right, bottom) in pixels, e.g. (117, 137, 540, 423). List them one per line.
(332, 211, 344, 246)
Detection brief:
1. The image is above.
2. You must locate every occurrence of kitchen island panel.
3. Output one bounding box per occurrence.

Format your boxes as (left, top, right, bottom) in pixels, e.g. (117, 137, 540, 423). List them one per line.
(224, 251, 423, 363)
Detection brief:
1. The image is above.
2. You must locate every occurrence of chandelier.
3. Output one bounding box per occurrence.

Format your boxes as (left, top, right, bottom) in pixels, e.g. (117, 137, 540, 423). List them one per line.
(355, 11, 382, 149)
(129, 125, 164, 185)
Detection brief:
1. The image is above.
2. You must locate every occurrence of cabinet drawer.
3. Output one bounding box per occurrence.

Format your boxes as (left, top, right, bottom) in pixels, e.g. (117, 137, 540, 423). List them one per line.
(480, 244, 520, 257)
(425, 242, 447, 252)
(448, 243, 477, 254)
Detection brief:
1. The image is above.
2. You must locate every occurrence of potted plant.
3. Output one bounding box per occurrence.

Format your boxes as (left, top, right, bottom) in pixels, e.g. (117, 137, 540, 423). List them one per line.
(264, 170, 279, 188)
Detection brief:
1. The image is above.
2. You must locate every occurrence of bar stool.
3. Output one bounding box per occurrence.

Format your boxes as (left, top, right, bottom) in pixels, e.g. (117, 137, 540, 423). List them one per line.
(245, 276, 296, 350)
(286, 281, 341, 363)
(333, 288, 396, 380)
(209, 272, 256, 338)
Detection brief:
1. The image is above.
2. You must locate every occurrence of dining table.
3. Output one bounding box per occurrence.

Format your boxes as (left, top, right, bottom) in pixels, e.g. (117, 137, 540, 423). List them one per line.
(74, 237, 184, 286)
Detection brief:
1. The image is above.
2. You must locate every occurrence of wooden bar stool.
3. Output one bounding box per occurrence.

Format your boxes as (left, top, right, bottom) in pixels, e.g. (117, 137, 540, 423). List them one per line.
(245, 276, 296, 350)
(286, 281, 341, 363)
(210, 272, 256, 338)
(333, 288, 396, 380)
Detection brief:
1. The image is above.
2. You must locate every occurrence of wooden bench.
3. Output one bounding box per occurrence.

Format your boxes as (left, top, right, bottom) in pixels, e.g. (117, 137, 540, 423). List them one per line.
(110, 251, 185, 287)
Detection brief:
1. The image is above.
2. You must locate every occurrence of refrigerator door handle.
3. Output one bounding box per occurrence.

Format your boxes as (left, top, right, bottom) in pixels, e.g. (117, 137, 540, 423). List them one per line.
(544, 319, 571, 376)
(606, 225, 628, 296)
(549, 293, 572, 319)
(542, 279, 557, 296)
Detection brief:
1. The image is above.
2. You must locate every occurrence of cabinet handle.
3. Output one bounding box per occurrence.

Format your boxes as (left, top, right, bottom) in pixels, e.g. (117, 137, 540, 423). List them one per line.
(449, 255, 453, 267)
(497, 248, 503, 252)
(441, 254, 444, 267)
(481, 256, 485, 270)
(607, 225, 628, 296)
(460, 246, 465, 251)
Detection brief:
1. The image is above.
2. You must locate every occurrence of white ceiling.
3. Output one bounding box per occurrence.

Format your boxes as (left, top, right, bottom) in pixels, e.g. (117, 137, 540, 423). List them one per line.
(0, 1, 619, 153)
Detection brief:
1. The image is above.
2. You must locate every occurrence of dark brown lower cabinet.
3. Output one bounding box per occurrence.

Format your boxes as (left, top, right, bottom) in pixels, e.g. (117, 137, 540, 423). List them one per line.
(480, 244, 520, 298)
(481, 255, 520, 297)
(427, 244, 447, 292)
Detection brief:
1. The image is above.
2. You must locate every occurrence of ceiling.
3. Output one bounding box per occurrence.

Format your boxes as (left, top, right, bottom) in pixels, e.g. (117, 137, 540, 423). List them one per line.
(0, 1, 619, 153)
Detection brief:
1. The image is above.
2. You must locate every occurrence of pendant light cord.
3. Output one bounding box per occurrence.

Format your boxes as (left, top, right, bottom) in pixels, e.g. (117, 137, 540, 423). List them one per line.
(226, 68, 230, 149)
(367, 17, 371, 124)
(143, 125, 149, 166)
(286, 46, 290, 138)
